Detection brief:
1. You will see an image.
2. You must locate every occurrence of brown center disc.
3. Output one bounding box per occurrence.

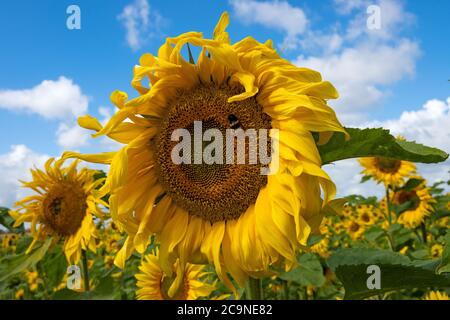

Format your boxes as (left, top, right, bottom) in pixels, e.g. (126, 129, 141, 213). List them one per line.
(42, 182, 88, 236)
(155, 84, 272, 222)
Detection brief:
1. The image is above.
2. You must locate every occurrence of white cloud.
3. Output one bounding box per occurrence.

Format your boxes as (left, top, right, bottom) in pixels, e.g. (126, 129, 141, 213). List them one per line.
(344, 0, 415, 41)
(55, 106, 119, 149)
(334, 0, 367, 14)
(325, 159, 384, 198)
(0, 76, 92, 149)
(229, 0, 308, 50)
(0, 145, 49, 207)
(297, 39, 420, 124)
(365, 97, 450, 155)
(291, 0, 420, 124)
(326, 97, 450, 197)
(118, 0, 164, 50)
(0, 76, 88, 120)
(56, 123, 90, 149)
(229, 1, 420, 121)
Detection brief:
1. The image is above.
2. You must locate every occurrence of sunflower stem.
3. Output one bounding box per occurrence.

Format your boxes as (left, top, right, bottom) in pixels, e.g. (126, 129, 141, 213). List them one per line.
(246, 277, 263, 300)
(420, 222, 428, 244)
(385, 185, 393, 226)
(384, 185, 396, 251)
(282, 280, 289, 300)
(82, 250, 90, 294)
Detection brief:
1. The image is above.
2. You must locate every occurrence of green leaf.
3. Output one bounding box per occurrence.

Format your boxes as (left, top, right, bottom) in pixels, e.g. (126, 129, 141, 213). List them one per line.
(437, 230, 450, 274)
(90, 276, 116, 300)
(40, 245, 67, 287)
(360, 175, 371, 183)
(328, 248, 450, 299)
(0, 207, 24, 233)
(0, 238, 52, 282)
(307, 234, 324, 246)
(52, 288, 83, 300)
(388, 224, 415, 248)
(336, 263, 450, 300)
(52, 276, 116, 300)
(364, 227, 385, 242)
(400, 178, 424, 191)
(279, 253, 325, 287)
(327, 248, 410, 272)
(318, 128, 448, 165)
(391, 201, 415, 216)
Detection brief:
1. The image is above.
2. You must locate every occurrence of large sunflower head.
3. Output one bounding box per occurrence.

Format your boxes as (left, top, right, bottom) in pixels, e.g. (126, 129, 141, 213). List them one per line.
(63, 12, 346, 291)
(359, 157, 416, 186)
(136, 250, 215, 300)
(395, 181, 435, 228)
(10, 158, 106, 263)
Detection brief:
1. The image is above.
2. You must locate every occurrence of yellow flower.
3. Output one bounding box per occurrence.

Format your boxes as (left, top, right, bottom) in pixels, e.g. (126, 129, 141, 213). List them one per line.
(399, 246, 409, 255)
(136, 251, 215, 300)
(26, 270, 39, 291)
(359, 157, 416, 186)
(310, 237, 330, 258)
(430, 244, 443, 258)
(423, 291, 449, 300)
(29, 283, 38, 292)
(1, 233, 18, 252)
(341, 204, 354, 216)
(345, 220, 365, 240)
(104, 255, 115, 268)
(395, 184, 435, 229)
(15, 288, 25, 300)
(10, 158, 106, 264)
(357, 208, 376, 226)
(63, 12, 345, 292)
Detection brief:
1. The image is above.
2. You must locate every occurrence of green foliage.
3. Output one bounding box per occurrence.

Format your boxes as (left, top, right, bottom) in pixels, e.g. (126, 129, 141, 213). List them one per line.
(328, 248, 410, 271)
(328, 248, 450, 299)
(336, 263, 450, 300)
(39, 245, 67, 288)
(437, 231, 450, 274)
(279, 253, 326, 287)
(0, 207, 24, 233)
(399, 178, 424, 191)
(318, 128, 449, 164)
(0, 238, 52, 282)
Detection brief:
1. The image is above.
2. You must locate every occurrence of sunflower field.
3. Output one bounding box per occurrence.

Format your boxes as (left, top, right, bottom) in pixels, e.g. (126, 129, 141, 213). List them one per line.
(0, 11, 449, 301)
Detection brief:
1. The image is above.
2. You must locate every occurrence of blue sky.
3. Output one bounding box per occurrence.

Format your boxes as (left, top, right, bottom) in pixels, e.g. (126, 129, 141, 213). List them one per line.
(0, 0, 449, 205)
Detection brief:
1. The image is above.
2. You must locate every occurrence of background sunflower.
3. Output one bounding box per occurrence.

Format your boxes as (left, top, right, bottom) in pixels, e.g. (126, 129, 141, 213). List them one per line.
(136, 250, 215, 300)
(10, 158, 106, 264)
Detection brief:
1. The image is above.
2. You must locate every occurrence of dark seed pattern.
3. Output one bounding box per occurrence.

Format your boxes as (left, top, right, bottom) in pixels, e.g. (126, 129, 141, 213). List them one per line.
(155, 84, 272, 222)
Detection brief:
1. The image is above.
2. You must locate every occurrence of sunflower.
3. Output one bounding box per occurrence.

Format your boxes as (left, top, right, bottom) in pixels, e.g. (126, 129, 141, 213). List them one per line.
(359, 157, 416, 186)
(430, 244, 443, 258)
(345, 220, 365, 240)
(136, 250, 215, 300)
(1, 233, 18, 252)
(395, 182, 435, 229)
(63, 12, 346, 293)
(10, 158, 106, 264)
(310, 237, 330, 258)
(356, 205, 377, 226)
(423, 291, 449, 300)
(15, 288, 25, 300)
